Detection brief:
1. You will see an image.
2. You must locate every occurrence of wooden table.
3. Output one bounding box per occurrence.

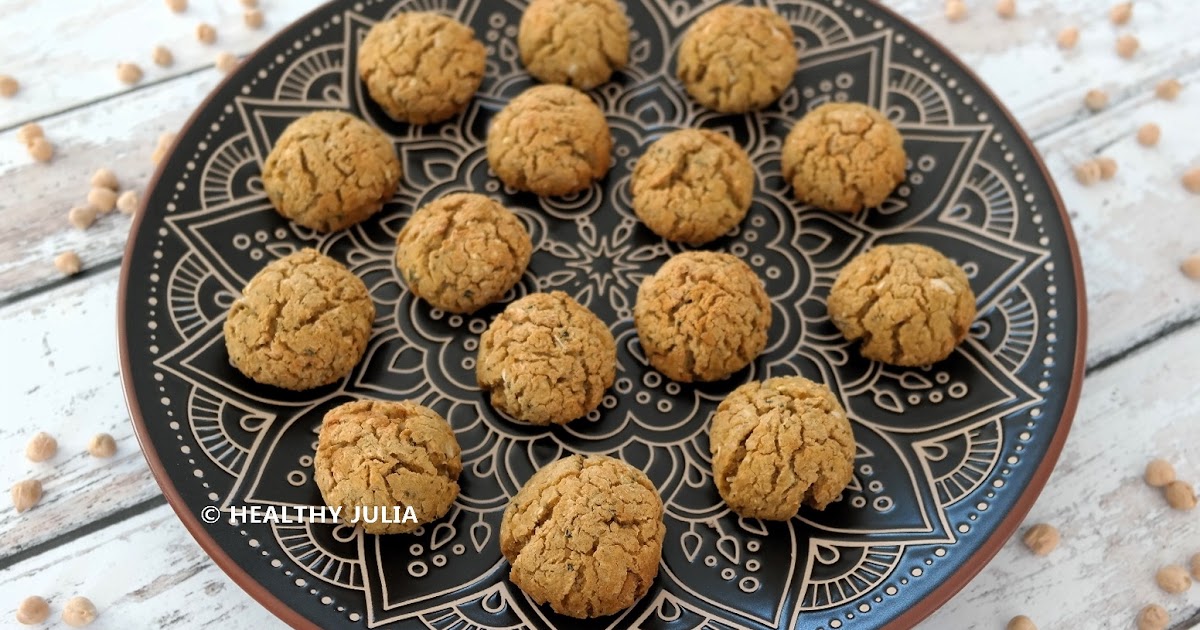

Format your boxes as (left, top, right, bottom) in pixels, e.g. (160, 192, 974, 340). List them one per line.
(1, 1, 1198, 627)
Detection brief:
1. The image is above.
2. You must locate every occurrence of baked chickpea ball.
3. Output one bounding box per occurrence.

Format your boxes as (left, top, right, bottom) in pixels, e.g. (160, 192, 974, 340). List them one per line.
(676, 5, 798, 113)
(358, 12, 486, 124)
(518, 0, 629, 90)
(631, 128, 755, 245)
(634, 252, 771, 383)
(395, 193, 532, 313)
(500, 454, 665, 618)
(224, 249, 375, 390)
(710, 377, 855, 520)
(828, 244, 976, 366)
(477, 292, 616, 425)
(262, 111, 401, 232)
(781, 102, 907, 213)
(314, 400, 461, 535)
(486, 85, 612, 196)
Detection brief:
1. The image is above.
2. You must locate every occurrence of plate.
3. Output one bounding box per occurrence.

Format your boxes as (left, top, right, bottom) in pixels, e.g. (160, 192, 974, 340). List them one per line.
(118, 0, 1086, 628)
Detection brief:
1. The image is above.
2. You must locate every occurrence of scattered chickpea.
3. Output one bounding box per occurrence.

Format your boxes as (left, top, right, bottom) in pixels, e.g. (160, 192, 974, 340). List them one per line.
(1074, 160, 1102, 186)
(244, 8, 264, 29)
(241, 0, 258, 7)
(0, 74, 18, 98)
(61, 596, 97, 628)
(1006, 615, 1036, 630)
(197, 22, 218, 45)
(90, 168, 119, 191)
(1084, 89, 1109, 112)
(1096, 157, 1118, 180)
(1137, 604, 1169, 630)
(87, 433, 117, 458)
(68, 206, 98, 230)
(11, 479, 42, 513)
(1116, 34, 1139, 59)
(1145, 458, 1176, 487)
(1181, 253, 1200, 281)
(945, 1, 967, 22)
(16, 122, 43, 147)
(1136, 123, 1161, 147)
(1165, 480, 1197, 510)
(117, 190, 139, 215)
(15, 595, 50, 625)
(1022, 523, 1059, 555)
(1156, 78, 1182, 101)
(1057, 27, 1079, 50)
(996, 0, 1016, 19)
(165, 0, 186, 12)
(1183, 167, 1200, 194)
(215, 51, 239, 74)
(152, 45, 174, 68)
(87, 187, 118, 213)
(25, 431, 58, 462)
(54, 251, 82, 276)
(28, 137, 54, 163)
(116, 62, 143, 86)
(1156, 564, 1192, 594)
(1110, 2, 1133, 25)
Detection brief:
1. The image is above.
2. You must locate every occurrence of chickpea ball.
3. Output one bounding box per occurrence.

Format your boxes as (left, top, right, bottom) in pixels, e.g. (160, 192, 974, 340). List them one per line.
(1007, 615, 1036, 630)
(1084, 89, 1109, 112)
(0, 74, 18, 98)
(117, 190, 139, 215)
(88, 433, 118, 458)
(245, 9, 264, 29)
(152, 45, 174, 68)
(1165, 480, 1197, 510)
(996, 0, 1016, 19)
(1156, 564, 1191, 594)
(1182, 254, 1200, 281)
(28, 138, 54, 162)
(1110, 2, 1132, 25)
(55, 251, 82, 276)
(68, 206, 97, 230)
(196, 22, 217, 44)
(165, 0, 187, 12)
(1096, 157, 1118, 180)
(1137, 604, 1169, 630)
(11, 479, 42, 513)
(1182, 167, 1200, 195)
(25, 431, 57, 462)
(90, 168, 119, 190)
(1074, 160, 1102, 186)
(15, 595, 50, 625)
(215, 51, 238, 74)
(1116, 34, 1139, 59)
(16, 123, 43, 147)
(87, 187, 118, 213)
(945, 0, 967, 22)
(1021, 523, 1059, 556)
(61, 596, 97, 627)
(1156, 79, 1182, 101)
(1144, 458, 1176, 487)
(1137, 123, 1161, 147)
(116, 62, 143, 85)
(1057, 27, 1079, 50)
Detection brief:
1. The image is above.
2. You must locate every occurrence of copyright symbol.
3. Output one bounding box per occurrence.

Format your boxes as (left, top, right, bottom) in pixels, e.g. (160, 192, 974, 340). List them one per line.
(201, 505, 220, 524)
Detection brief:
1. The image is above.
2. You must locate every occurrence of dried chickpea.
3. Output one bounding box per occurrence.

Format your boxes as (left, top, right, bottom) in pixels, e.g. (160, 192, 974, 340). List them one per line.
(1097, 157, 1118, 180)
(1110, 2, 1133, 25)
(215, 51, 238, 74)
(1165, 480, 1197, 510)
(1183, 167, 1200, 194)
(11, 479, 42, 513)
(996, 0, 1016, 19)
(1021, 523, 1059, 555)
(117, 190, 139, 215)
(88, 433, 117, 458)
(1006, 615, 1036, 630)
(1084, 89, 1109, 112)
(87, 187, 118, 213)
(116, 62, 143, 85)
(16, 122, 43, 147)
(1057, 27, 1079, 50)
(26, 432, 57, 461)
(197, 22, 217, 45)
(69, 206, 97, 230)
(241, 0, 258, 7)
(1074, 160, 1102, 186)
(152, 45, 174, 68)
(1145, 458, 1176, 487)
(1181, 254, 1200, 281)
(1137, 604, 1169, 630)
(945, 1, 967, 22)
(1136, 123, 1161, 147)
(245, 9, 264, 29)
(1156, 79, 1182, 101)
(61, 596, 97, 627)
(165, 0, 186, 12)
(1116, 34, 1139, 59)
(0, 74, 18, 98)
(91, 168, 119, 190)
(55, 251, 82, 276)
(28, 137, 54, 162)
(15, 595, 50, 625)
(1156, 564, 1191, 593)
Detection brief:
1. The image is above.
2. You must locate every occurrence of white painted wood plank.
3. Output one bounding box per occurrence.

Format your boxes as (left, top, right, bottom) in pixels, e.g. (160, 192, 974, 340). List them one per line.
(0, 0, 317, 129)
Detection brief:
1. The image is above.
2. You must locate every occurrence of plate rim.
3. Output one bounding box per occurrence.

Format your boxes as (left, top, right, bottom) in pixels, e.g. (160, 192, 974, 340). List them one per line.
(116, 0, 1089, 628)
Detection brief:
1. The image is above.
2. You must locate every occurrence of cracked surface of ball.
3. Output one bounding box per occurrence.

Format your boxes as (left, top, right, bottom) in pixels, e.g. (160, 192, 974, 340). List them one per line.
(358, 12, 486, 124)
(395, 193, 532, 313)
(634, 251, 771, 382)
(676, 5, 798, 113)
(781, 102, 907, 212)
(500, 454, 665, 618)
(518, 0, 629, 90)
(224, 248, 375, 390)
(314, 400, 461, 535)
(827, 243, 976, 366)
(262, 111, 401, 232)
